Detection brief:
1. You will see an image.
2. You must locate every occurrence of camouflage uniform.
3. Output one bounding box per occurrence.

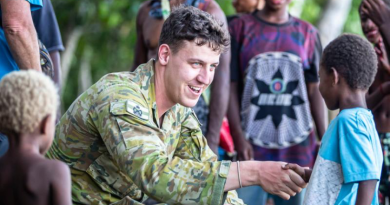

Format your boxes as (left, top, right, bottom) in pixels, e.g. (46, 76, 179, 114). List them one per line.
(47, 59, 244, 205)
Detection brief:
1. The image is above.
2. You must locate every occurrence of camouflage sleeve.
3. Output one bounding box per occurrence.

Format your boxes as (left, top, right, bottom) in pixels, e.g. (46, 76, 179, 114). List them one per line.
(175, 111, 244, 205)
(95, 96, 233, 204)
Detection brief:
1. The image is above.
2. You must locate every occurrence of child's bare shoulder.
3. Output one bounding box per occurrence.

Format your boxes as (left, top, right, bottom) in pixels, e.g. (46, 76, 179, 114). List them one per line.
(31, 158, 70, 180)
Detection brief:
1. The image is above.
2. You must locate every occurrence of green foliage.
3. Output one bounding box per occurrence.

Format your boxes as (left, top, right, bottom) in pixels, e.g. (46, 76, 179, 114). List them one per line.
(54, 0, 140, 108)
(298, 0, 327, 24)
(344, 0, 364, 36)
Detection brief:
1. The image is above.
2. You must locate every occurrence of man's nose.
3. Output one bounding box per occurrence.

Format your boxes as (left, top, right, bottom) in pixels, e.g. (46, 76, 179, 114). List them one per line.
(197, 66, 213, 85)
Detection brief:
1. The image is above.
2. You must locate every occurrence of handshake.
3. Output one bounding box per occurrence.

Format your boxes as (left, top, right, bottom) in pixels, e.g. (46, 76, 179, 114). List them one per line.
(225, 161, 312, 200)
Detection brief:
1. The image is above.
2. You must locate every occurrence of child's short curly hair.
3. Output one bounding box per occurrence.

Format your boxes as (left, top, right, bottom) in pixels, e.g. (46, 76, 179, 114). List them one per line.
(0, 70, 58, 136)
(321, 34, 377, 90)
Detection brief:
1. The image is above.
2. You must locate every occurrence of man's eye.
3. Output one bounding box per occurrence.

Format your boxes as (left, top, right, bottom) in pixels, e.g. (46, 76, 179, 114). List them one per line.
(210, 64, 218, 71)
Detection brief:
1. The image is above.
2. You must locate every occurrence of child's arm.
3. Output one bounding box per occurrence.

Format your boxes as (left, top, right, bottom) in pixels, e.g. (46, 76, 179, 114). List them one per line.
(355, 180, 378, 205)
(366, 81, 390, 110)
(51, 161, 72, 205)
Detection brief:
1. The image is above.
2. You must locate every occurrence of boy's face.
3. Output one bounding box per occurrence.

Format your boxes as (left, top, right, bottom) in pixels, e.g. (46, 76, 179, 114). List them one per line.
(264, 0, 291, 10)
(359, 6, 381, 44)
(319, 64, 338, 110)
(163, 41, 220, 108)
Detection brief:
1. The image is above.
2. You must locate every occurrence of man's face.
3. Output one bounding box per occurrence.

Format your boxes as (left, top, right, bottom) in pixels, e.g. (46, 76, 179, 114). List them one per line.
(264, 0, 291, 10)
(164, 41, 220, 108)
(359, 7, 381, 44)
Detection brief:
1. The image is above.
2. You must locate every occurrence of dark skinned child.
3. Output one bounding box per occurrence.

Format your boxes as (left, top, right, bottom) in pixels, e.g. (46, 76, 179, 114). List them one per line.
(0, 70, 71, 205)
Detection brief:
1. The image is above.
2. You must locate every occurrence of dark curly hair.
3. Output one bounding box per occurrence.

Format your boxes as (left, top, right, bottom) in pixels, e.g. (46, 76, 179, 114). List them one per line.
(321, 34, 377, 90)
(158, 5, 230, 54)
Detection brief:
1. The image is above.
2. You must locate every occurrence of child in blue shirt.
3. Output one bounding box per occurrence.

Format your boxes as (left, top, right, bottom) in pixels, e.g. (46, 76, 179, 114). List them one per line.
(287, 34, 383, 205)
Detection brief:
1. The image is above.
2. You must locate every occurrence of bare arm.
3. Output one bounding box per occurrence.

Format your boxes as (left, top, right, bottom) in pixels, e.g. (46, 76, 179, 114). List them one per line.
(224, 161, 306, 200)
(307, 82, 326, 140)
(1, 0, 41, 70)
(205, 1, 230, 154)
(227, 82, 253, 160)
(355, 180, 378, 205)
(51, 161, 72, 205)
(367, 81, 390, 110)
(131, 3, 148, 71)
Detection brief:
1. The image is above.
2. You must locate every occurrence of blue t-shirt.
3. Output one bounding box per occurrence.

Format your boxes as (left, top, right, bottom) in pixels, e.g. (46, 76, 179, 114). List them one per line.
(304, 108, 383, 205)
(0, 0, 43, 80)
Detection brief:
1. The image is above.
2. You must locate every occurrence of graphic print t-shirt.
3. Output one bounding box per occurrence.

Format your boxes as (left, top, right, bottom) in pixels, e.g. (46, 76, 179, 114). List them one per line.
(229, 11, 321, 149)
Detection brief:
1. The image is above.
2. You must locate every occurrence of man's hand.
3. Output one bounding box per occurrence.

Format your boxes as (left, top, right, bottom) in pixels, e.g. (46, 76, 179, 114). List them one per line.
(225, 161, 307, 200)
(235, 138, 253, 161)
(257, 161, 306, 200)
(361, 0, 390, 27)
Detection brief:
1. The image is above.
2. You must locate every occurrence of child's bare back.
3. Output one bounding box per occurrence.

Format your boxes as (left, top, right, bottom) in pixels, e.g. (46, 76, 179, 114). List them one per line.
(0, 152, 70, 205)
(0, 70, 72, 205)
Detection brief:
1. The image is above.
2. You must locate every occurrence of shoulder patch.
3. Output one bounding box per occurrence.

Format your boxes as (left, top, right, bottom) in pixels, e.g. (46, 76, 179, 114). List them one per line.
(126, 100, 149, 121)
(110, 100, 149, 121)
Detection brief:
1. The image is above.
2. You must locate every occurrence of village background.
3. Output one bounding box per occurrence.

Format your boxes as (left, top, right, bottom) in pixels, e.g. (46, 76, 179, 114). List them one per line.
(56, 0, 361, 120)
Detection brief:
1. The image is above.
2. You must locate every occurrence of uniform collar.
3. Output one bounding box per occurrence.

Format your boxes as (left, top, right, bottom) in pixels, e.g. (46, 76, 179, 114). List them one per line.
(134, 59, 161, 127)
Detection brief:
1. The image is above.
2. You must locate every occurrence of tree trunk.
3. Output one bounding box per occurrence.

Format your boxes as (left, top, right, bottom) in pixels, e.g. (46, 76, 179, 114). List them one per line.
(61, 27, 83, 95)
(316, 0, 353, 46)
(78, 46, 93, 94)
(289, 0, 306, 18)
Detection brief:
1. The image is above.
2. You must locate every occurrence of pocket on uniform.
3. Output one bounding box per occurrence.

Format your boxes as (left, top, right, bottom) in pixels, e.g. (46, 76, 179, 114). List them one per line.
(86, 153, 143, 200)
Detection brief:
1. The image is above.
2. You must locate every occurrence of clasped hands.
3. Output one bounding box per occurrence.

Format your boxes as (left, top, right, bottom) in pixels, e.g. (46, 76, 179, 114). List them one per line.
(258, 161, 312, 200)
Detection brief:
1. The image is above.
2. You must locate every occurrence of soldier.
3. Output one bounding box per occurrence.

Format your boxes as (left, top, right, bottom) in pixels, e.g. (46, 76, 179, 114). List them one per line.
(133, 0, 230, 154)
(47, 6, 307, 205)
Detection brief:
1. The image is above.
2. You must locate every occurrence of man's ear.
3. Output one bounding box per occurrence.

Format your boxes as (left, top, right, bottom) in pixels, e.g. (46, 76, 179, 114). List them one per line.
(330, 67, 340, 86)
(158, 44, 170, 66)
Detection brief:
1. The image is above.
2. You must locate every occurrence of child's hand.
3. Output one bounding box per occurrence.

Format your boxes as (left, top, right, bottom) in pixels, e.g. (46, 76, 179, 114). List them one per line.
(282, 163, 312, 183)
(375, 41, 390, 74)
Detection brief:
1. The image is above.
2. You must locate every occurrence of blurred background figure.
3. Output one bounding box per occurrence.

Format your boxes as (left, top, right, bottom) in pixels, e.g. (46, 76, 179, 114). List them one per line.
(32, 0, 64, 123)
(0, 0, 43, 158)
(32, 0, 64, 92)
(231, 0, 264, 16)
(228, 0, 326, 204)
(0, 0, 64, 158)
(360, 0, 390, 204)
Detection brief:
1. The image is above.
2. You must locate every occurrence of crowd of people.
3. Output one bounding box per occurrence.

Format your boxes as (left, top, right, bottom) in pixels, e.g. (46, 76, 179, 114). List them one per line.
(0, 0, 389, 205)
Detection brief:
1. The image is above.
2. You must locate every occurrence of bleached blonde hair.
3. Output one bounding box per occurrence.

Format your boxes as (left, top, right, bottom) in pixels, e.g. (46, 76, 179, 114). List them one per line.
(0, 70, 58, 135)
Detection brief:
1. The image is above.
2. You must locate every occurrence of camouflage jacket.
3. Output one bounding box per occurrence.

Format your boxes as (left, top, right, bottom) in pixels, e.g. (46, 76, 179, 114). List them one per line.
(47, 59, 244, 205)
